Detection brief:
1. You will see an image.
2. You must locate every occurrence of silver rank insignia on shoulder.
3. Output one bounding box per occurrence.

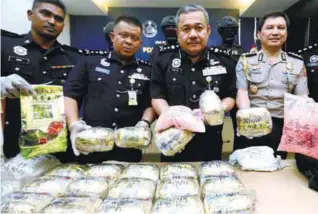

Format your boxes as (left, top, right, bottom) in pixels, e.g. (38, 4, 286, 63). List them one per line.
(101, 58, 110, 67)
(13, 46, 27, 56)
(172, 58, 181, 68)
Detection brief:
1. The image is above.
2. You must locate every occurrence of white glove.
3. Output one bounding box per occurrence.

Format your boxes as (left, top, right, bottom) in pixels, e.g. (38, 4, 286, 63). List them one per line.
(135, 120, 150, 129)
(69, 120, 91, 156)
(0, 74, 36, 99)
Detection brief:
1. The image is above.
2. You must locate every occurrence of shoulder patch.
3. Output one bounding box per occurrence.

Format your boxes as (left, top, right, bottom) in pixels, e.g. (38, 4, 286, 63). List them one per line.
(137, 58, 152, 66)
(287, 52, 304, 60)
(159, 44, 180, 53)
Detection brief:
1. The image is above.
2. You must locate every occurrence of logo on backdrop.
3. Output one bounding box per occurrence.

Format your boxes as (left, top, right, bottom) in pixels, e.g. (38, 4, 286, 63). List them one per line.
(142, 20, 158, 38)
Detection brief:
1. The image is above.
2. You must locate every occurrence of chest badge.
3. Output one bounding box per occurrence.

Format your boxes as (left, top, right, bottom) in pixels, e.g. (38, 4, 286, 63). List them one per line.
(13, 46, 27, 56)
(210, 59, 220, 66)
(137, 67, 142, 73)
(172, 58, 181, 68)
(310, 55, 318, 63)
(101, 58, 110, 67)
(249, 84, 258, 94)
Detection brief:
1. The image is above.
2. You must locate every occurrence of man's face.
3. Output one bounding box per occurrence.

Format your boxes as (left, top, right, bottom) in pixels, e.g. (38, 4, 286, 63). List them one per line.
(110, 21, 142, 59)
(177, 11, 211, 57)
(257, 16, 287, 50)
(28, 2, 65, 39)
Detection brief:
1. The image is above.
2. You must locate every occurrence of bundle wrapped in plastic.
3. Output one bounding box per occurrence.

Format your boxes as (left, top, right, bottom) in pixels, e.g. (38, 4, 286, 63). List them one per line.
(199, 90, 224, 126)
(156, 178, 200, 199)
(160, 163, 197, 179)
(21, 176, 72, 197)
(1, 192, 54, 212)
(151, 195, 205, 214)
(19, 85, 67, 158)
(108, 178, 156, 200)
(1, 201, 36, 213)
(155, 106, 205, 133)
(200, 161, 235, 177)
(278, 93, 318, 159)
(46, 164, 88, 179)
(229, 146, 288, 171)
(86, 163, 124, 179)
(1, 181, 23, 198)
(3, 154, 60, 185)
(115, 127, 152, 149)
(76, 127, 114, 153)
(201, 175, 245, 197)
(154, 128, 194, 156)
(68, 177, 108, 198)
(120, 164, 159, 182)
(97, 198, 152, 214)
(204, 192, 255, 214)
(236, 107, 272, 138)
(41, 197, 102, 214)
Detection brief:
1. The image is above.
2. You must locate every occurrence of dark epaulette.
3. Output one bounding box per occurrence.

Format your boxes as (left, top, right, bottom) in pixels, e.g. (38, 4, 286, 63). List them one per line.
(61, 44, 85, 55)
(159, 44, 180, 53)
(297, 42, 318, 54)
(1, 29, 22, 38)
(287, 52, 304, 60)
(209, 46, 232, 58)
(137, 58, 152, 67)
(241, 52, 257, 57)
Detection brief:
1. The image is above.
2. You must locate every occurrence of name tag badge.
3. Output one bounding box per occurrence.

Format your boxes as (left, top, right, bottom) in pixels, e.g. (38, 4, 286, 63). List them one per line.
(128, 90, 138, 106)
(129, 73, 150, 81)
(202, 66, 227, 76)
(8, 56, 30, 65)
(95, 67, 110, 75)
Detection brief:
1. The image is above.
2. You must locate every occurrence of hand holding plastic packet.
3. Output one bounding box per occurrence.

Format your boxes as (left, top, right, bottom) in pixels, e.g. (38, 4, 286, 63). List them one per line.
(229, 146, 289, 171)
(75, 127, 114, 154)
(155, 105, 205, 133)
(199, 90, 225, 126)
(154, 128, 194, 156)
(19, 85, 67, 158)
(236, 107, 272, 138)
(278, 93, 318, 159)
(115, 127, 152, 149)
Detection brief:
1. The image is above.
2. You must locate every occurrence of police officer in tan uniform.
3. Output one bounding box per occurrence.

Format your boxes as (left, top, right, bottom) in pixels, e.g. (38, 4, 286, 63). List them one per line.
(236, 11, 309, 158)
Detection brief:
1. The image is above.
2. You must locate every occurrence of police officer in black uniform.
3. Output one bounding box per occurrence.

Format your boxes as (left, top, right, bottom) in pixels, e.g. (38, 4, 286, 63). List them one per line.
(151, 5, 236, 162)
(149, 15, 177, 64)
(1, 0, 83, 160)
(217, 16, 244, 61)
(64, 15, 156, 163)
(103, 21, 115, 51)
(295, 42, 318, 192)
(217, 16, 245, 151)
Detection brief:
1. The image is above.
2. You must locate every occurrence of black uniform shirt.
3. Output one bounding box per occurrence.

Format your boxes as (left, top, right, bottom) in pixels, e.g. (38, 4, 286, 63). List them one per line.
(64, 51, 152, 128)
(298, 43, 318, 102)
(150, 45, 236, 110)
(1, 32, 82, 158)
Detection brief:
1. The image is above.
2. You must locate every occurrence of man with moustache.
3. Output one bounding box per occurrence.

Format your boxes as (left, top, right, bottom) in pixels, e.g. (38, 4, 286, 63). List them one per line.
(236, 11, 309, 158)
(151, 4, 236, 162)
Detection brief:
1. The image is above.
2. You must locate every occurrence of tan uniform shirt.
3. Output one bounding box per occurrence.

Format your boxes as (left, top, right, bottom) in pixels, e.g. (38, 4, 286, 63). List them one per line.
(236, 50, 308, 118)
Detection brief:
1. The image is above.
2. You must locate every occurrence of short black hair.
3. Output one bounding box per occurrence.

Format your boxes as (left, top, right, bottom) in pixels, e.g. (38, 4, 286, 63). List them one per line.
(114, 15, 142, 31)
(257, 11, 290, 31)
(32, 0, 66, 14)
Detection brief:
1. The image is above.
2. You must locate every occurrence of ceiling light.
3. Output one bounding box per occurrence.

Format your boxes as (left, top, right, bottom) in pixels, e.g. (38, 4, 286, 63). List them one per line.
(91, 0, 108, 14)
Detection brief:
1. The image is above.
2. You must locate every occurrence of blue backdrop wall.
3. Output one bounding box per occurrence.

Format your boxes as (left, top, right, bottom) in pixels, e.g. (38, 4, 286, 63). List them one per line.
(71, 7, 255, 60)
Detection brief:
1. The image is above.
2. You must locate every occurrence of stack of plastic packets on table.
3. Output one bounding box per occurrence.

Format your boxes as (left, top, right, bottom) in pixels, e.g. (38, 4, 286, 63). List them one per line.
(151, 163, 205, 214)
(1, 161, 125, 213)
(200, 161, 256, 214)
(97, 163, 158, 214)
